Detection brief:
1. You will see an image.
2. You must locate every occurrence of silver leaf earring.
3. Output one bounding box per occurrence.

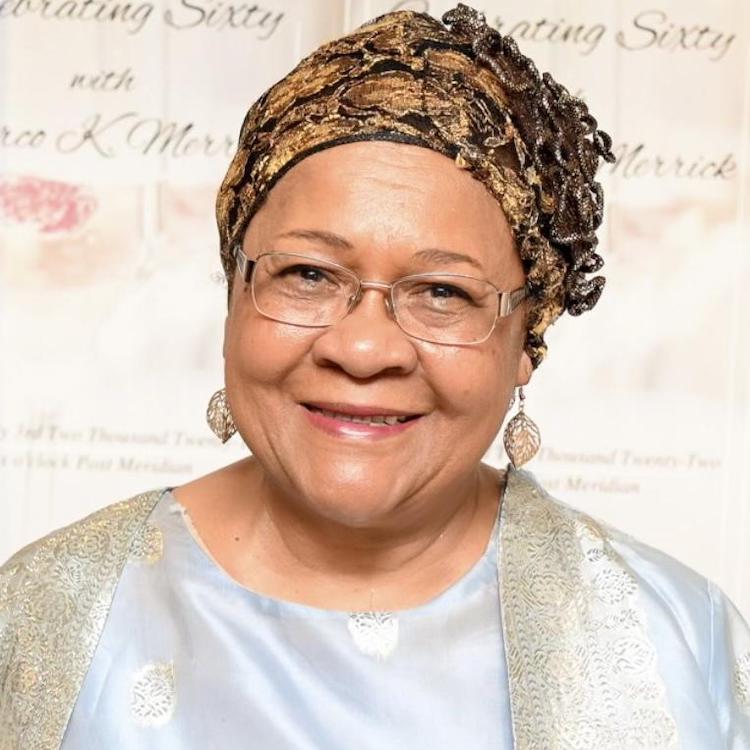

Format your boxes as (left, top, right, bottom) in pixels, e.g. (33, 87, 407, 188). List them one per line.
(206, 388, 237, 443)
(503, 387, 541, 469)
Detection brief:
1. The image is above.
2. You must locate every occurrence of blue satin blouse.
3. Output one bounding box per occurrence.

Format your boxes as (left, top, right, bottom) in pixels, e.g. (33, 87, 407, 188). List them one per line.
(61, 491, 514, 749)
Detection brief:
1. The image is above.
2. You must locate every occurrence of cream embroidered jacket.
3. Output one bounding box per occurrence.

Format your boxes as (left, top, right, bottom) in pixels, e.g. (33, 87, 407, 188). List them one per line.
(0, 470, 749, 749)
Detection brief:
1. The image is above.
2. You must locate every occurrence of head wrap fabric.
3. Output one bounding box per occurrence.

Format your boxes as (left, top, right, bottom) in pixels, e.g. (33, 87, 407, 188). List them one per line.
(216, 3, 614, 367)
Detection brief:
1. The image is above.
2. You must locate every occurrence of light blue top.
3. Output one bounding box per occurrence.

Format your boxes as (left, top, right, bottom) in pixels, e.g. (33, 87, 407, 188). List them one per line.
(61, 491, 514, 749)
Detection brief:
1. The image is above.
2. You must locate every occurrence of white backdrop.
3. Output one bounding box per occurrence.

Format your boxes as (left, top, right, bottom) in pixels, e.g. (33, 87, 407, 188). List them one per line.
(1, 0, 749, 616)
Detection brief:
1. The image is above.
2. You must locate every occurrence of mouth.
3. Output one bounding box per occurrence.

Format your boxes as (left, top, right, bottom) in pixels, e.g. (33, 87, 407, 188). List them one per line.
(301, 403, 423, 427)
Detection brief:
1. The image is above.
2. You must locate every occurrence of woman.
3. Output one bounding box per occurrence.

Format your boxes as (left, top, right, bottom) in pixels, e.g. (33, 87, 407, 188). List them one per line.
(1, 5, 749, 748)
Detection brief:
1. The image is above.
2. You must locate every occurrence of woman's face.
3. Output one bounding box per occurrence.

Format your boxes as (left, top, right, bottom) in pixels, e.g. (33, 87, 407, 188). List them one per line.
(224, 141, 532, 525)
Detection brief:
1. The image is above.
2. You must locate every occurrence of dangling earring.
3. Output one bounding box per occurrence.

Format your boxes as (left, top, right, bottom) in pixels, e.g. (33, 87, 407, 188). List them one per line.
(503, 387, 541, 469)
(206, 388, 237, 443)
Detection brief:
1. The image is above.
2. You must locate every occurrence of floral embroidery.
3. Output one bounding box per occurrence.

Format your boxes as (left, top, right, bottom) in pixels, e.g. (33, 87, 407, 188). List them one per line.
(129, 521, 164, 565)
(347, 612, 399, 660)
(593, 566, 638, 605)
(131, 661, 177, 727)
(735, 652, 750, 711)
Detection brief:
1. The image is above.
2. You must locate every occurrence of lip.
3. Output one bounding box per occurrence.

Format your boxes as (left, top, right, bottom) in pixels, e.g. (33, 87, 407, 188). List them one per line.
(300, 402, 423, 440)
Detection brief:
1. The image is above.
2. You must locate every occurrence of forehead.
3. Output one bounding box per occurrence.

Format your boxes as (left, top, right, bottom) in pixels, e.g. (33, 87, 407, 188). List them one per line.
(245, 141, 520, 279)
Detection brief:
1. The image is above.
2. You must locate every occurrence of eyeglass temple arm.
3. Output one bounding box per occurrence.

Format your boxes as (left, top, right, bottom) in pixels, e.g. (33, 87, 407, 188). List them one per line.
(234, 246, 255, 283)
(499, 287, 528, 317)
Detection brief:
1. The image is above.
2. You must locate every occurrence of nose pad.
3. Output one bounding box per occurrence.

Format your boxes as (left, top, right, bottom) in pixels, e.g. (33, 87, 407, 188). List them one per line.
(346, 289, 362, 312)
(346, 286, 395, 320)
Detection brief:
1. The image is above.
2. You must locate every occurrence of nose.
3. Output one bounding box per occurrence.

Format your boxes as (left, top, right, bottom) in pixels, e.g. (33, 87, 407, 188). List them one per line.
(310, 286, 419, 379)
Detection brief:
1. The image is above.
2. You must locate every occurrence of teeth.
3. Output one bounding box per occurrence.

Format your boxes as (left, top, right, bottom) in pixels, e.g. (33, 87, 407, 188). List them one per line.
(312, 408, 411, 425)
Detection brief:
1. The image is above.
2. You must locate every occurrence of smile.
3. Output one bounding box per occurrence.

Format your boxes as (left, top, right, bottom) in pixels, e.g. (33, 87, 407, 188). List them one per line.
(301, 402, 423, 438)
(305, 406, 414, 425)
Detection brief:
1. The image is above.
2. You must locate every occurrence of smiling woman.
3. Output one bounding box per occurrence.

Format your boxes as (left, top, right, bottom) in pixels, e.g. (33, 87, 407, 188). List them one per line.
(218, 142, 528, 545)
(1, 4, 750, 750)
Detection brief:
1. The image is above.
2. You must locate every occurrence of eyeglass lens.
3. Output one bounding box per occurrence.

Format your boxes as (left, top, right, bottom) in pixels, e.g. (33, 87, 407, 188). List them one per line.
(250, 253, 502, 344)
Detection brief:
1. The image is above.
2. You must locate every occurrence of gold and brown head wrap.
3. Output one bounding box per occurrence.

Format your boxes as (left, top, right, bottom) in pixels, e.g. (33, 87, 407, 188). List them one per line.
(216, 3, 614, 367)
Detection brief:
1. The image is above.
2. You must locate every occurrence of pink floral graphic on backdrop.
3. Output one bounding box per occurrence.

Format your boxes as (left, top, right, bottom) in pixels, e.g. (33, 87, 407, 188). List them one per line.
(0, 176, 97, 234)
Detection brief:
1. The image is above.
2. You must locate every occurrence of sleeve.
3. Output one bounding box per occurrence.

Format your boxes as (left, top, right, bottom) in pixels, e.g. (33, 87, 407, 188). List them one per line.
(708, 581, 750, 748)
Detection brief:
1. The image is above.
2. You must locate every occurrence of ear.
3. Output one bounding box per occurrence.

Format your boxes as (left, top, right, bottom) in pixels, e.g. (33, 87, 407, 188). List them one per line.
(515, 351, 533, 387)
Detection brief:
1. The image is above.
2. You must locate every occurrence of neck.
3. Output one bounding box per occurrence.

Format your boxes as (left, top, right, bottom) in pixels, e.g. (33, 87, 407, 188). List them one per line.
(203, 458, 505, 611)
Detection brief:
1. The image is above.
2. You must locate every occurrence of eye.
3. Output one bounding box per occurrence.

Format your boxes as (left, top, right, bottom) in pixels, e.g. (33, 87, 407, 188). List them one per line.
(281, 264, 331, 283)
(426, 283, 472, 301)
(409, 281, 477, 306)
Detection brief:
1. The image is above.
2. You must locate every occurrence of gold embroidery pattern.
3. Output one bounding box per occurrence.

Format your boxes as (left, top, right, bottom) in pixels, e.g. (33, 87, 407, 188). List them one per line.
(347, 612, 399, 660)
(500, 470, 678, 749)
(735, 652, 750, 711)
(131, 662, 176, 727)
(0, 490, 164, 750)
(129, 521, 164, 565)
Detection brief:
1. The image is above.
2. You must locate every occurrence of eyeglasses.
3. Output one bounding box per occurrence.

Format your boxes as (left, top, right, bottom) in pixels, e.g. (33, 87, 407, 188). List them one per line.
(233, 247, 527, 346)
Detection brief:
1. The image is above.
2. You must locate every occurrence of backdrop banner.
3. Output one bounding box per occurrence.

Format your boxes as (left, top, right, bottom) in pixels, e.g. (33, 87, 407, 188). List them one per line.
(1, 0, 749, 617)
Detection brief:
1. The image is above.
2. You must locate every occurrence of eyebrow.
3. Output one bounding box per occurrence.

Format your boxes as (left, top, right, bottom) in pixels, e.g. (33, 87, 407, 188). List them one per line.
(412, 248, 483, 272)
(276, 229, 353, 250)
(275, 229, 484, 271)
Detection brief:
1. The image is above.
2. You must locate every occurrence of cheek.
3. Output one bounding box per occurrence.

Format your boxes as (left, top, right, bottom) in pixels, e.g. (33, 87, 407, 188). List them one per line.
(224, 299, 314, 389)
(420, 337, 516, 419)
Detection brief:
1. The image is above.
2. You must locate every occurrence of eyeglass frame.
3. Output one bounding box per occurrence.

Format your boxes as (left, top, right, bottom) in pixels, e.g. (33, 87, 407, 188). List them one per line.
(232, 245, 528, 346)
